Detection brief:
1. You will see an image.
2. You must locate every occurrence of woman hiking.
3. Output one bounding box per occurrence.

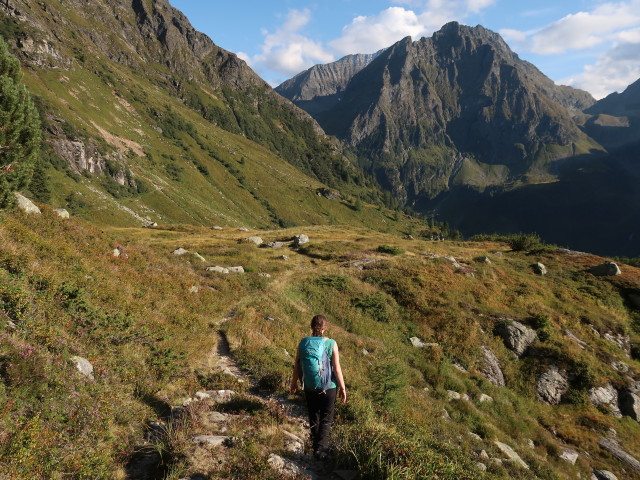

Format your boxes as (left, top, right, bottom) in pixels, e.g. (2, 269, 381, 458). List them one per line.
(290, 314, 347, 459)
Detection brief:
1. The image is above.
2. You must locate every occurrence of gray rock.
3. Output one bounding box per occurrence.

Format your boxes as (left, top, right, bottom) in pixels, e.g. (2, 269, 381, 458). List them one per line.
(192, 435, 230, 447)
(468, 432, 482, 441)
(537, 366, 569, 405)
(479, 449, 490, 459)
(283, 431, 304, 454)
(189, 286, 199, 293)
(245, 236, 263, 246)
(278, 255, 289, 260)
(619, 387, 640, 421)
(565, 329, 588, 349)
(409, 337, 425, 348)
(341, 258, 378, 270)
(14, 193, 40, 214)
(475, 462, 487, 471)
(228, 266, 245, 273)
(209, 412, 229, 423)
(145, 222, 158, 228)
(172, 247, 188, 255)
(362, 348, 370, 356)
(261, 241, 287, 249)
(267, 453, 304, 476)
(447, 390, 470, 401)
(591, 262, 622, 276)
(534, 262, 547, 275)
(597, 438, 640, 473)
(293, 234, 309, 246)
(478, 394, 494, 403)
(206, 266, 229, 274)
(258, 273, 271, 278)
(494, 441, 529, 469)
(238, 227, 249, 232)
(113, 246, 125, 258)
(54, 208, 70, 219)
(452, 363, 467, 373)
(589, 384, 622, 417)
(476, 256, 491, 264)
(611, 361, 629, 373)
(526, 439, 535, 449)
(70, 356, 94, 380)
(212, 226, 223, 230)
(559, 447, 579, 464)
(591, 470, 618, 480)
(603, 332, 631, 356)
(316, 187, 341, 200)
(480, 346, 505, 387)
(496, 319, 538, 356)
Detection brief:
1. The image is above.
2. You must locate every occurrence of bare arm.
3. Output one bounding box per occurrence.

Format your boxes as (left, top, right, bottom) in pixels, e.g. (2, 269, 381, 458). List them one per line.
(290, 347, 300, 394)
(332, 342, 347, 403)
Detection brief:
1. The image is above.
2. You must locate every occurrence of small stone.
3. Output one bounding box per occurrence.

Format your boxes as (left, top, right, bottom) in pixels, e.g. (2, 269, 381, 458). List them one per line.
(262, 241, 286, 249)
(145, 221, 158, 228)
(591, 470, 619, 480)
(258, 273, 271, 278)
(206, 266, 229, 274)
(267, 453, 304, 476)
(204, 390, 237, 403)
(238, 227, 249, 232)
(209, 412, 228, 423)
(526, 439, 535, 449)
(14, 193, 40, 214)
(441, 409, 451, 420)
(245, 236, 263, 246)
(476, 256, 491, 264)
(479, 450, 490, 459)
(54, 208, 70, 219)
(475, 462, 487, 471)
(6, 320, 17, 330)
(447, 390, 469, 401)
(453, 363, 467, 373)
(195, 391, 211, 400)
(191, 435, 230, 447)
(611, 361, 629, 373)
(405, 235, 415, 240)
(478, 394, 494, 403)
(283, 431, 304, 454)
(468, 432, 482, 441)
(212, 226, 223, 230)
(172, 248, 188, 255)
(537, 366, 569, 405)
(70, 356, 94, 380)
(228, 266, 245, 273)
(559, 447, 579, 465)
(409, 337, 425, 348)
(494, 441, 529, 469)
(362, 348, 370, 356)
(189, 286, 199, 293)
(534, 262, 547, 275)
(278, 255, 289, 260)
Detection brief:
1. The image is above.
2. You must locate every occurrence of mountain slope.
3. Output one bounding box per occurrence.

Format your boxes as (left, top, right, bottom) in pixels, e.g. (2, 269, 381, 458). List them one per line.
(0, 0, 391, 228)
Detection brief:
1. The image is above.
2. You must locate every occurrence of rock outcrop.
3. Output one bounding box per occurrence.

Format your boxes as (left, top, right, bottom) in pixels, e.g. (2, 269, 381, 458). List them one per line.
(480, 346, 505, 387)
(15, 193, 40, 214)
(537, 366, 568, 405)
(589, 384, 622, 417)
(496, 320, 537, 357)
(597, 438, 640, 473)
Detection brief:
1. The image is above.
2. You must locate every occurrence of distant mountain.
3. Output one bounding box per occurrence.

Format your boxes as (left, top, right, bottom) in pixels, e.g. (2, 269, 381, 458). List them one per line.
(277, 23, 640, 256)
(276, 50, 384, 116)
(0, 0, 390, 228)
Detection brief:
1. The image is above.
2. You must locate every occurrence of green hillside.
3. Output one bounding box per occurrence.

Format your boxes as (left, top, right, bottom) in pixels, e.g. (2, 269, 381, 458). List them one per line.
(2, 210, 640, 479)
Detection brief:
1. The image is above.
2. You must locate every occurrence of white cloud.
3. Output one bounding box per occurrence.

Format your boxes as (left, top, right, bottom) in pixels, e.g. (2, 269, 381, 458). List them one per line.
(243, 9, 334, 81)
(562, 38, 640, 99)
(329, 7, 426, 56)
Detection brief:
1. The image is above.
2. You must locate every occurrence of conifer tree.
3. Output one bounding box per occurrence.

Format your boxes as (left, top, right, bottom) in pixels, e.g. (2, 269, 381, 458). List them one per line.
(0, 36, 41, 208)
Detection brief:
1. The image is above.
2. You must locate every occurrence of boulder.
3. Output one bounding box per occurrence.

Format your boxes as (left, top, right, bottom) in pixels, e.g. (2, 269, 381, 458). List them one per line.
(496, 319, 537, 356)
(494, 441, 529, 469)
(480, 346, 505, 387)
(447, 390, 470, 401)
(619, 385, 640, 421)
(293, 234, 309, 246)
(536, 366, 568, 405)
(534, 262, 547, 275)
(245, 236, 263, 246)
(559, 447, 579, 465)
(316, 187, 341, 200)
(14, 193, 40, 214)
(172, 247, 188, 255)
(70, 356, 94, 380)
(206, 266, 229, 274)
(589, 384, 622, 417)
(409, 337, 425, 348)
(191, 435, 230, 447)
(597, 438, 640, 473)
(228, 266, 245, 273)
(591, 470, 619, 480)
(591, 262, 622, 276)
(209, 412, 229, 423)
(54, 208, 70, 219)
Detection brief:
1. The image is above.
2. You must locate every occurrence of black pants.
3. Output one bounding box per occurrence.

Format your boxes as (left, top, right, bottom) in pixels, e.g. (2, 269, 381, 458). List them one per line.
(304, 387, 336, 453)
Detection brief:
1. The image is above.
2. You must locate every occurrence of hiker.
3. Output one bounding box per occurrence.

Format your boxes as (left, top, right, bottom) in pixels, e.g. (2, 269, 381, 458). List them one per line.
(290, 314, 346, 459)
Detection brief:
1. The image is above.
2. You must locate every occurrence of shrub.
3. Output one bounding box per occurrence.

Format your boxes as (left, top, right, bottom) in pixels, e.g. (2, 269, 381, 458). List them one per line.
(506, 233, 541, 252)
(377, 245, 404, 255)
(353, 293, 391, 322)
(315, 275, 349, 290)
(370, 361, 407, 409)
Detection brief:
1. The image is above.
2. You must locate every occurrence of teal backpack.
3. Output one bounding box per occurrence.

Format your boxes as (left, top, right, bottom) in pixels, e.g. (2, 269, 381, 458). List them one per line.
(299, 337, 333, 391)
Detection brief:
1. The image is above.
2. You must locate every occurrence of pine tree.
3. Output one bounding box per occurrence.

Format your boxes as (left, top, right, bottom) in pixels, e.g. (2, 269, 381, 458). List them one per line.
(0, 36, 41, 208)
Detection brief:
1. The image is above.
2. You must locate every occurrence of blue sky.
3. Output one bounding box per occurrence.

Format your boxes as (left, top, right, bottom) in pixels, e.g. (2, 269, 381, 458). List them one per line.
(170, 0, 640, 98)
